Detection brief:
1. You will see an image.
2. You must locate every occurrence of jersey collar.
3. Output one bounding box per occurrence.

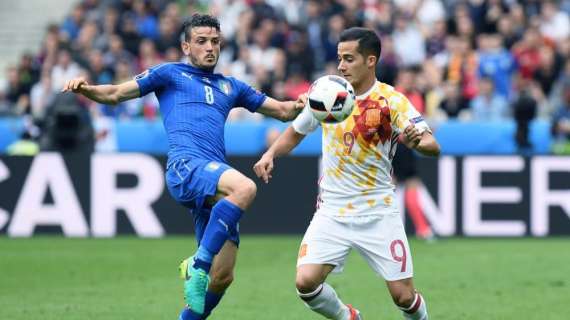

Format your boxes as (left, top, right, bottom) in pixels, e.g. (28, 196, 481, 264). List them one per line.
(185, 63, 217, 76)
(356, 81, 379, 100)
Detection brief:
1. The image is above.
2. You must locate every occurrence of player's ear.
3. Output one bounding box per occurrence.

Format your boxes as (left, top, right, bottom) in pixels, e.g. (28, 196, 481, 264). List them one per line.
(181, 41, 191, 55)
(367, 55, 377, 68)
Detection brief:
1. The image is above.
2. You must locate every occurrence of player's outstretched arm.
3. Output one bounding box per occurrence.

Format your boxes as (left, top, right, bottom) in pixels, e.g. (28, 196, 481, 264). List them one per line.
(402, 125, 440, 157)
(62, 78, 140, 105)
(253, 126, 306, 183)
(257, 94, 306, 122)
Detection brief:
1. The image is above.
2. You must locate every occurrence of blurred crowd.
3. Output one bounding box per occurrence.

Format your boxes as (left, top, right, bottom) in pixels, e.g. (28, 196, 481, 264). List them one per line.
(1, 0, 570, 153)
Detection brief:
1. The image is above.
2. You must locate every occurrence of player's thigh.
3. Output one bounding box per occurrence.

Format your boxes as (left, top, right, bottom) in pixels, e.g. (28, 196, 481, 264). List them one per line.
(166, 159, 231, 210)
(207, 168, 257, 209)
(353, 213, 414, 281)
(297, 213, 352, 275)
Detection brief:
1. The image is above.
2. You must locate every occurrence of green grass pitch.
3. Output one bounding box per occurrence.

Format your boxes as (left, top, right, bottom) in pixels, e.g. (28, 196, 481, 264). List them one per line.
(0, 236, 568, 319)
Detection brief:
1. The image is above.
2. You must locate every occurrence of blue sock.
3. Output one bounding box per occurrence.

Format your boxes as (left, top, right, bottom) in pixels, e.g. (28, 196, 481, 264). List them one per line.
(196, 245, 213, 263)
(193, 199, 243, 272)
(202, 291, 224, 318)
(178, 307, 201, 320)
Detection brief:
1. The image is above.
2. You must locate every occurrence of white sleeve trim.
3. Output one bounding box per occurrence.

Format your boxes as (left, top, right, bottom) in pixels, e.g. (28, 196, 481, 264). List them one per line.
(292, 106, 319, 135)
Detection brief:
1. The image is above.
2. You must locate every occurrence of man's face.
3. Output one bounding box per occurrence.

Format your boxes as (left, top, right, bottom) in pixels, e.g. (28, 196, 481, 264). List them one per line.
(182, 26, 221, 71)
(337, 40, 371, 88)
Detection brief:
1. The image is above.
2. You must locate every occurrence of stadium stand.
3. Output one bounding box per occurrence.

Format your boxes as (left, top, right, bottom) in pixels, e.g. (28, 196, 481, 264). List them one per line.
(1, 0, 569, 155)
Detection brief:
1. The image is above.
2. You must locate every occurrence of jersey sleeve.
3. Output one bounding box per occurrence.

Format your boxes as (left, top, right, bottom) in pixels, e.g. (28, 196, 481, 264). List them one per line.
(233, 78, 267, 112)
(389, 92, 431, 135)
(292, 105, 320, 135)
(135, 64, 170, 96)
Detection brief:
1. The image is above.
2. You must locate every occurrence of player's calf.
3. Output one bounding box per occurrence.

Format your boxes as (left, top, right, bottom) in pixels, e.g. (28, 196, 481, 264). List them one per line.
(297, 282, 355, 320)
(209, 268, 234, 293)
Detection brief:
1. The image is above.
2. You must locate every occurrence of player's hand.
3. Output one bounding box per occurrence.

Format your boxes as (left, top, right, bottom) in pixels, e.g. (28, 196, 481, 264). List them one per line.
(253, 153, 274, 184)
(402, 124, 422, 149)
(61, 77, 89, 93)
(294, 93, 307, 110)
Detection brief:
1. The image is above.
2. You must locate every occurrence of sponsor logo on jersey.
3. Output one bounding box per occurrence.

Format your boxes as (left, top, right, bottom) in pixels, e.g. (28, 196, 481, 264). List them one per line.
(205, 161, 221, 172)
(181, 72, 193, 80)
(134, 70, 149, 80)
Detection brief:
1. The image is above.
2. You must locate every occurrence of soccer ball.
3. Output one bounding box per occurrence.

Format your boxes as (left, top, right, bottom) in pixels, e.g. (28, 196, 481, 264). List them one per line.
(307, 75, 356, 123)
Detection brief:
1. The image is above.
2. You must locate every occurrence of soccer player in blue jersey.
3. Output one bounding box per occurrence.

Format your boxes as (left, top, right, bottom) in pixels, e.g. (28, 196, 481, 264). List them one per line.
(62, 14, 305, 319)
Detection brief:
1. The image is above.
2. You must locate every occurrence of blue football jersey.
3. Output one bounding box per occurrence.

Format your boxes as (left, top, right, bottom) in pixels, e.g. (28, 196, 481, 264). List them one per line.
(135, 63, 266, 165)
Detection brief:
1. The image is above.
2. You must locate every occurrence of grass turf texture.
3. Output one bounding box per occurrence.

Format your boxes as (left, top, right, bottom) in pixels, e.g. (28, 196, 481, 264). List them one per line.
(0, 236, 568, 319)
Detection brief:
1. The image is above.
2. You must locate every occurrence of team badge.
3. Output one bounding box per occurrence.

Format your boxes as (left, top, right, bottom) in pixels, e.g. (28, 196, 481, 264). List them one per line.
(219, 80, 232, 95)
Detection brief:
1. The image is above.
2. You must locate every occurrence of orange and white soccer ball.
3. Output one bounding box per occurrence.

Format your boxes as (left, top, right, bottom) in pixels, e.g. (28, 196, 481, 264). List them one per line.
(307, 75, 355, 123)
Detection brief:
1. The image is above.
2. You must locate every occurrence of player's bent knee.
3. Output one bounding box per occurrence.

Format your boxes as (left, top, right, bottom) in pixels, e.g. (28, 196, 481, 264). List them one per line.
(391, 289, 415, 308)
(295, 273, 321, 293)
(235, 178, 257, 207)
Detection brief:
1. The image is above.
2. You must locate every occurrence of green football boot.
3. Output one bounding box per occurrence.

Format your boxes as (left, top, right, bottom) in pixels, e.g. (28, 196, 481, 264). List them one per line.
(178, 257, 210, 315)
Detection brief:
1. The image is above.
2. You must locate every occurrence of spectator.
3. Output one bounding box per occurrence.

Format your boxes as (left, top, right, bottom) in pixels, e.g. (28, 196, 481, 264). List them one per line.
(132, 0, 159, 40)
(512, 28, 543, 80)
(477, 33, 516, 99)
(155, 13, 180, 52)
(376, 34, 399, 86)
(30, 68, 55, 120)
(60, 4, 84, 41)
(285, 30, 314, 81)
(51, 49, 82, 94)
(283, 67, 311, 101)
(438, 81, 469, 119)
(496, 15, 521, 50)
(103, 34, 134, 69)
(470, 77, 509, 121)
(551, 78, 570, 154)
(539, 0, 570, 44)
(442, 36, 478, 101)
(393, 12, 426, 67)
(396, 67, 425, 114)
(5, 66, 30, 115)
(87, 49, 114, 85)
(533, 46, 562, 97)
(118, 12, 142, 55)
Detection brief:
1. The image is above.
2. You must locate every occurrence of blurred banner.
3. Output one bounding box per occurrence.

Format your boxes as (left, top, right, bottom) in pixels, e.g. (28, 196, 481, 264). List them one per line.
(0, 153, 568, 237)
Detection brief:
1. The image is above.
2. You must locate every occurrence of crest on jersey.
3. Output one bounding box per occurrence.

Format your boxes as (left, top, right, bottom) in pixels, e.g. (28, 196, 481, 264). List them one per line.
(219, 80, 232, 95)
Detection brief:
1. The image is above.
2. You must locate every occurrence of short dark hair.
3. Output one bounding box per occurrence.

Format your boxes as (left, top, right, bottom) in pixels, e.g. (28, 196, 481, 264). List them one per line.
(181, 14, 221, 41)
(339, 27, 381, 64)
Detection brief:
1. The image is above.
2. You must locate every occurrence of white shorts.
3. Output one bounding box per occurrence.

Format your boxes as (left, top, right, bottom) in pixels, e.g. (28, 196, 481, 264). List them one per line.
(297, 212, 414, 281)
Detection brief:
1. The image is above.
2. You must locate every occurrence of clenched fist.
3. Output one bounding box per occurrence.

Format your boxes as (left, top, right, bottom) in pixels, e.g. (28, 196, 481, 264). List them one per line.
(61, 77, 89, 93)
